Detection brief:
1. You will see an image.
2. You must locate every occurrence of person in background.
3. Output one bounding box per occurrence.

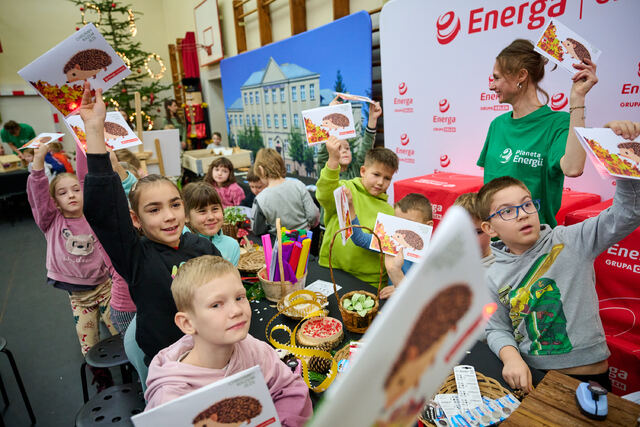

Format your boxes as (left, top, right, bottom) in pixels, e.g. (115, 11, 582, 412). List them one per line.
(241, 165, 266, 208)
(1, 120, 36, 159)
(204, 157, 245, 208)
(158, 99, 186, 149)
(48, 142, 74, 173)
(23, 148, 54, 182)
(210, 132, 223, 147)
(453, 193, 494, 267)
(115, 148, 146, 178)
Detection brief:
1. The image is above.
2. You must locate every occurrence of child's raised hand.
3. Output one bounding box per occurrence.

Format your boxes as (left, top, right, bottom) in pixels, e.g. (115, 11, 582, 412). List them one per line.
(326, 136, 342, 169)
(31, 142, 49, 171)
(344, 187, 355, 214)
(605, 120, 640, 141)
(78, 81, 105, 130)
(329, 96, 342, 106)
(368, 101, 382, 127)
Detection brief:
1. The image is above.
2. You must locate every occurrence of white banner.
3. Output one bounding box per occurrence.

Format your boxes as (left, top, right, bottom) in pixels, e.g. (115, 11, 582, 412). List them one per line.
(381, 0, 640, 200)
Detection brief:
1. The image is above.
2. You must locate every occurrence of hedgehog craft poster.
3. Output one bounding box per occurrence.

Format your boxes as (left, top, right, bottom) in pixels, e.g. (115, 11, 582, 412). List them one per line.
(65, 112, 141, 153)
(20, 133, 65, 150)
(574, 127, 640, 179)
(18, 23, 130, 117)
(301, 103, 356, 145)
(369, 212, 433, 262)
(132, 366, 279, 427)
(309, 207, 493, 427)
(534, 20, 601, 75)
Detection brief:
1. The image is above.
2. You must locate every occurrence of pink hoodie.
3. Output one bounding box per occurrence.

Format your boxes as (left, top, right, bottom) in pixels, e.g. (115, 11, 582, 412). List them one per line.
(145, 334, 313, 426)
(214, 182, 245, 208)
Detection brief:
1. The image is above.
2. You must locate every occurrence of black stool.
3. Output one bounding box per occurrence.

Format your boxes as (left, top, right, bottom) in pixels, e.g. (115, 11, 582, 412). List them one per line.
(81, 335, 134, 402)
(75, 382, 144, 427)
(0, 337, 36, 425)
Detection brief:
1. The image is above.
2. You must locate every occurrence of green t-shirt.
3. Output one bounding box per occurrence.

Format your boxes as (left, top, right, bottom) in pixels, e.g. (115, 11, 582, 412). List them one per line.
(0, 123, 36, 149)
(477, 105, 569, 227)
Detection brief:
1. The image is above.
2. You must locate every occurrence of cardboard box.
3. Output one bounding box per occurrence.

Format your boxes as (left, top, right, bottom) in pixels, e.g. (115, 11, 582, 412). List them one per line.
(0, 155, 23, 173)
(182, 147, 251, 175)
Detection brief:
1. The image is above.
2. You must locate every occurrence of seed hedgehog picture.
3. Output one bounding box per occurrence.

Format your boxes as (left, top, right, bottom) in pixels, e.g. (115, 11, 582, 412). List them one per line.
(561, 38, 591, 63)
(392, 229, 424, 251)
(103, 121, 129, 141)
(192, 396, 262, 427)
(64, 49, 112, 83)
(321, 113, 350, 130)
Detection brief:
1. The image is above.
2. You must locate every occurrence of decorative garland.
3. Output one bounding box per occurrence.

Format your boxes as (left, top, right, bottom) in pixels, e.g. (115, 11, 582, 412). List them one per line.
(144, 53, 165, 80)
(127, 9, 137, 37)
(80, 3, 102, 27)
(129, 111, 153, 130)
(116, 51, 131, 68)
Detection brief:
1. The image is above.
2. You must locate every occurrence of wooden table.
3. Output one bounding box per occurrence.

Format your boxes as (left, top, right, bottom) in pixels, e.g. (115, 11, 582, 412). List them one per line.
(502, 370, 640, 426)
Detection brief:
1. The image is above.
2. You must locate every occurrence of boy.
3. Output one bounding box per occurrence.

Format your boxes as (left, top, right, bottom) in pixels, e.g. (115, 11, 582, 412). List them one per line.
(316, 137, 398, 284)
(453, 193, 494, 267)
(347, 192, 433, 298)
(242, 166, 266, 208)
(478, 175, 640, 393)
(145, 255, 313, 425)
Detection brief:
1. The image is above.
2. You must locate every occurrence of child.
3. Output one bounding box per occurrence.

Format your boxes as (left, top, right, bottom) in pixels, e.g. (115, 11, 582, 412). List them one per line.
(347, 192, 433, 298)
(79, 82, 222, 361)
(115, 148, 146, 178)
(251, 148, 320, 235)
(27, 142, 117, 389)
(182, 182, 240, 266)
(240, 165, 266, 208)
(23, 147, 54, 182)
(204, 157, 245, 208)
(48, 142, 75, 173)
(145, 255, 313, 426)
(478, 175, 640, 392)
(316, 138, 398, 284)
(453, 193, 494, 267)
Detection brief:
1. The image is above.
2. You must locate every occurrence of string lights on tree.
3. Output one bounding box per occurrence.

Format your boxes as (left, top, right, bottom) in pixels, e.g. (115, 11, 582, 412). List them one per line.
(80, 2, 102, 26)
(143, 53, 166, 80)
(127, 9, 137, 36)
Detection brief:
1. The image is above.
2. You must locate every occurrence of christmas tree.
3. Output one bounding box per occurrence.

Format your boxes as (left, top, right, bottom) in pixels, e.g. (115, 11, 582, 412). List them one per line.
(68, 0, 172, 129)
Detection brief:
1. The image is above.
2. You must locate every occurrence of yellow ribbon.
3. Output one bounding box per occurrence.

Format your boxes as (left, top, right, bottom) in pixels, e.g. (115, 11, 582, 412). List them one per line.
(266, 291, 339, 392)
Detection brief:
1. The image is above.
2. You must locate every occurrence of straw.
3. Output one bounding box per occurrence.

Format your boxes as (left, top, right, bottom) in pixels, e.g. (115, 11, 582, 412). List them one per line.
(262, 234, 272, 276)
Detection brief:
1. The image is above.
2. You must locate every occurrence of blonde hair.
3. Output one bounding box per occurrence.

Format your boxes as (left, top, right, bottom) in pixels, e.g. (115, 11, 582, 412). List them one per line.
(49, 172, 79, 199)
(453, 193, 482, 222)
(253, 148, 286, 179)
(171, 255, 241, 313)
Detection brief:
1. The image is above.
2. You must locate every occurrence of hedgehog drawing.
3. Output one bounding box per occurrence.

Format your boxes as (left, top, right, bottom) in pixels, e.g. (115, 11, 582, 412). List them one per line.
(321, 113, 350, 131)
(103, 122, 128, 141)
(192, 396, 262, 427)
(392, 229, 424, 251)
(64, 49, 112, 83)
(618, 141, 640, 165)
(38, 136, 53, 144)
(561, 38, 591, 63)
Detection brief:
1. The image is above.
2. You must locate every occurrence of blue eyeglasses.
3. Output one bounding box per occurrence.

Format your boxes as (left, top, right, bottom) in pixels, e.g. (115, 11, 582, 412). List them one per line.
(486, 199, 540, 221)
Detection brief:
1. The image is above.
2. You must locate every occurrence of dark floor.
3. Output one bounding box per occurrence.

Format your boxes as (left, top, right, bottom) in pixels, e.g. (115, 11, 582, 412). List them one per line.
(0, 199, 119, 426)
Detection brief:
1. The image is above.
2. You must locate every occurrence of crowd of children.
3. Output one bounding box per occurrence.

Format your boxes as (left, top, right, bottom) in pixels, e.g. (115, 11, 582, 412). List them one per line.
(17, 35, 640, 424)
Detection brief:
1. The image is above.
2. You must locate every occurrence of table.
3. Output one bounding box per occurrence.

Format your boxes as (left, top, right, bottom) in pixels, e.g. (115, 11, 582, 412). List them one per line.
(0, 168, 29, 224)
(502, 370, 640, 426)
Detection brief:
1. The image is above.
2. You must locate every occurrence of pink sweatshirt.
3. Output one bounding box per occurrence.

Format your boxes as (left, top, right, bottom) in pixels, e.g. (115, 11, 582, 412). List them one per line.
(27, 169, 109, 286)
(214, 182, 245, 208)
(145, 334, 313, 426)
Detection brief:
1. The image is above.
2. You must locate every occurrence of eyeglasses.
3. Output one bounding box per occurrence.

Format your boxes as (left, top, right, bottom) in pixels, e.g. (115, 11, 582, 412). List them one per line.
(486, 199, 540, 221)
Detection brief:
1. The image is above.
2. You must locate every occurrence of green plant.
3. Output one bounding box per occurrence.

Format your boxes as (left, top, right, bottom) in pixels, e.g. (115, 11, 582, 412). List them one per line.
(224, 206, 247, 224)
(342, 292, 375, 317)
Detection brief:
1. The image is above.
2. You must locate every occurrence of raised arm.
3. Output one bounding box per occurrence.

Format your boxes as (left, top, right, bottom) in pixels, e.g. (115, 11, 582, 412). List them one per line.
(315, 136, 343, 217)
(26, 143, 59, 232)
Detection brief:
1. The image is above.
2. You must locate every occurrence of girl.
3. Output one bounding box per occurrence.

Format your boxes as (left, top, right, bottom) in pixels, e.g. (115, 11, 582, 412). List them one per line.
(251, 148, 319, 235)
(182, 182, 240, 266)
(27, 143, 117, 390)
(204, 157, 245, 208)
(79, 83, 222, 361)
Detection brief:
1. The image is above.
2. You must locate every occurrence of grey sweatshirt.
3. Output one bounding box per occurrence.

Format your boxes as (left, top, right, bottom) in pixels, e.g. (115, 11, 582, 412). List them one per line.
(485, 178, 640, 370)
(251, 178, 320, 235)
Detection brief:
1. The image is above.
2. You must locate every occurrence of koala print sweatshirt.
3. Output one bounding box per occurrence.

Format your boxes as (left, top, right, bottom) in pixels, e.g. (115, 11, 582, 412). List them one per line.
(27, 169, 110, 286)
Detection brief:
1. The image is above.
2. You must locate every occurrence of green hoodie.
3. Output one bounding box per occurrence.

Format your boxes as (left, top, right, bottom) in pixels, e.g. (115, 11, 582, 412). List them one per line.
(316, 164, 394, 286)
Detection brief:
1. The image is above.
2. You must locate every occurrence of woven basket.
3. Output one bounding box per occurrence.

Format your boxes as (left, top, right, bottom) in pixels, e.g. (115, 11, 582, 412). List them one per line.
(419, 371, 517, 426)
(222, 222, 238, 239)
(276, 291, 328, 320)
(333, 342, 351, 365)
(329, 225, 384, 333)
(238, 250, 265, 273)
(258, 267, 306, 302)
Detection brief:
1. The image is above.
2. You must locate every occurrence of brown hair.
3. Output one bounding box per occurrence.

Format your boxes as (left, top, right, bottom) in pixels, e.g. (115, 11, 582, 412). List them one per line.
(183, 182, 223, 213)
(476, 176, 531, 221)
(246, 165, 261, 183)
(128, 174, 181, 214)
(618, 142, 640, 156)
(453, 193, 482, 221)
(3, 121, 19, 133)
(23, 148, 35, 156)
(364, 147, 399, 172)
(171, 255, 241, 313)
(119, 162, 140, 179)
(164, 99, 183, 125)
(115, 148, 142, 170)
(565, 38, 591, 62)
(254, 148, 286, 180)
(496, 39, 549, 104)
(395, 193, 432, 223)
(48, 142, 64, 153)
(49, 172, 79, 199)
(205, 157, 236, 187)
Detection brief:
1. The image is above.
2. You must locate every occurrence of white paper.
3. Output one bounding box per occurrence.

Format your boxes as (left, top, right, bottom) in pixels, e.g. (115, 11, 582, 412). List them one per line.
(142, 129, 181, 176)
(309, 207, 493, 427)
(305, 280, 342, 297)
(333, 186, 353, 245)
(20, 133, 65, 149)
(18, 23, 130, 117)
(334, 92, 375, 104)
(132, 365, 280, 427)
(534, 20, 601, 75)
(574, 127, 640, 180)
(301, 103, 356, 145)
(65, 111, 142, 153)
(369, 212, 433, 262)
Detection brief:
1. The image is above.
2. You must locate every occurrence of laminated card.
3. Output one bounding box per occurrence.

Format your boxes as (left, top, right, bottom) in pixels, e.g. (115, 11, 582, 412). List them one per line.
(65, 111, 141, 153)
(18, 23, 131, 117)
(574, 127, 640, 179)
(334, 92, 375, 104)
(369, 212, 433, 262)
(534, 20, 601, 75)
(309, 207, 494, 427)
(334, 186, 354, 245)
(302, 103, 356, 145)
(132, 365, 280, 427)
(20, 133, 65, 150)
